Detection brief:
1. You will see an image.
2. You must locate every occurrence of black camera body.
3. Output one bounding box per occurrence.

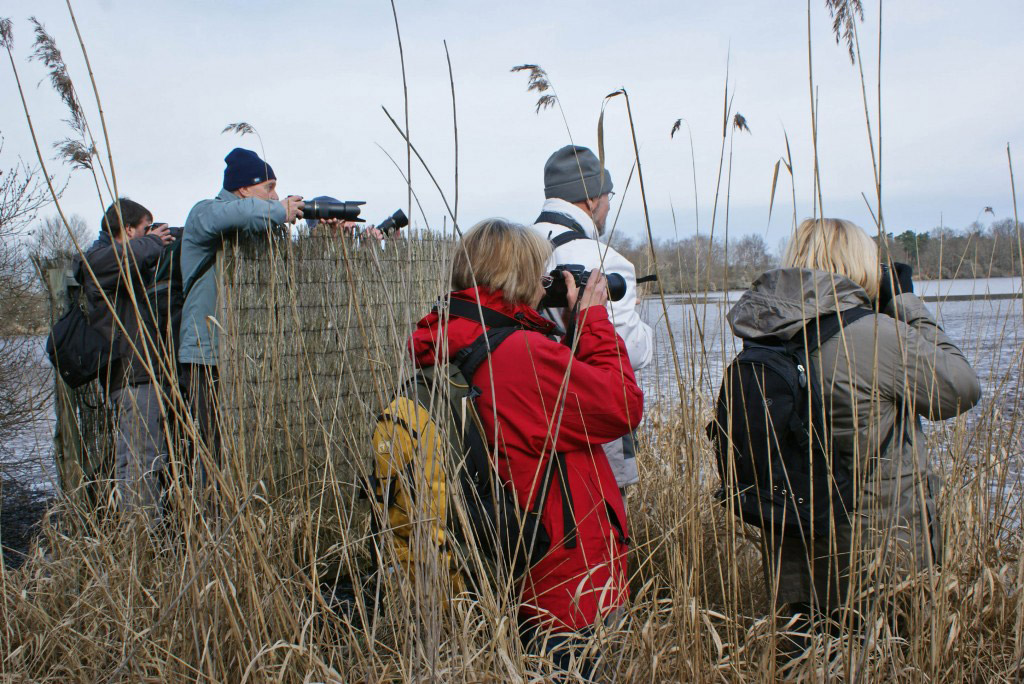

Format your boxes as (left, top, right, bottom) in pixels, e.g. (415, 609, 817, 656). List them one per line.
(302, 199, 365, 222)
(145, 222, 178, 237)
(375, 208, 408, 236)
(539, 264, 627, 308)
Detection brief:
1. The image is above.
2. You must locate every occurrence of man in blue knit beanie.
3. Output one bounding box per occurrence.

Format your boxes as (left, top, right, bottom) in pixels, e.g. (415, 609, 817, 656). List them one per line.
(178, 147, 303, 474)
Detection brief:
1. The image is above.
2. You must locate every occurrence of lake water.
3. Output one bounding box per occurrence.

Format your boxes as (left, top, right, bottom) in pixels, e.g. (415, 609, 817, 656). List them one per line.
(639, 277, 1023, 404)
(2, 339, 58, 492)
(638, 277, 1024, 508)
(4, 277, 1022, 492)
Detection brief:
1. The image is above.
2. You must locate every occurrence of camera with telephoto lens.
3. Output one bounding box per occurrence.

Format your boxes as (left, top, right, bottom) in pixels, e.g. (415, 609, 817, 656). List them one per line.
(374, 208, 408, 236)
(539, 264, 627, 308)
(301, 198, 365, 222)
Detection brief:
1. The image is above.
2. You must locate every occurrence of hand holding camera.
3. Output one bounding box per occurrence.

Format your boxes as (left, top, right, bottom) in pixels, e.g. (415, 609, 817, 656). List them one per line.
(878, 261, 915, 313)
(146, 222, 174, 245)
(281, 195, 304, 223)
(559, 268, 611, 337)
(373, 209, 408, 237)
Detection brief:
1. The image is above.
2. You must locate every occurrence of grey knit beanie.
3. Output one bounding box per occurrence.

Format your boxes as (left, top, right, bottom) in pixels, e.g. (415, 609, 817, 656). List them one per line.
(543, 145, 613, 203)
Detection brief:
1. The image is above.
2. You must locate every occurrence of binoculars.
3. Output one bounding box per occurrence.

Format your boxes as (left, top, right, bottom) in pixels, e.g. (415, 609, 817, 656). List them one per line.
(539, 264, 627, 309)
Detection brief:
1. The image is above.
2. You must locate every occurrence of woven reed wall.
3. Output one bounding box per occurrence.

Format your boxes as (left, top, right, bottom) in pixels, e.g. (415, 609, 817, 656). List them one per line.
(217, 233, 453, 502)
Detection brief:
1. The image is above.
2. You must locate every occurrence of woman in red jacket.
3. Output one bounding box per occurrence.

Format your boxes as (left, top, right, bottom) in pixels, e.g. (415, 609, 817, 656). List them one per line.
(409, 218, 644, 675)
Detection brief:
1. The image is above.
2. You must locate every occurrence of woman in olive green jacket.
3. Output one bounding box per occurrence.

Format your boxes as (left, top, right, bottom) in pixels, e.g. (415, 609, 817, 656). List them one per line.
(726, 218, 982, 625)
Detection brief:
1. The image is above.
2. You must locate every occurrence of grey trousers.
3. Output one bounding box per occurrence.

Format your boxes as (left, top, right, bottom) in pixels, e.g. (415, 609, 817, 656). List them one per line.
(109, 383, 167, 518)
(603, 431, 639, 488)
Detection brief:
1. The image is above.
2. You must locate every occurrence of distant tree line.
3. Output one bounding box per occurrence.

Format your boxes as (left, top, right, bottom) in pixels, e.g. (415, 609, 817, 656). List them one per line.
(610, 232, 776, 293)
(610, 218, 1023, 294)
(885, 219, 1023, 280)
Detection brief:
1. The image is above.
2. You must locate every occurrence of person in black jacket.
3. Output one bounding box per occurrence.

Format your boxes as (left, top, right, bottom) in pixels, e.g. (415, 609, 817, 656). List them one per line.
(82, 198, 174, 518)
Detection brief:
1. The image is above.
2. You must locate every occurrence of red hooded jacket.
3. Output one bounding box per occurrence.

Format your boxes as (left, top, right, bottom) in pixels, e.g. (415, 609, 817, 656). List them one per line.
(409, 286, 644, 630)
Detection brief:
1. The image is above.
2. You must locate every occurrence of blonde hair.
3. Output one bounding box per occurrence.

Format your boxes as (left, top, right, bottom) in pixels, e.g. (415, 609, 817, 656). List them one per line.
(451, 218, 552, 306)
(783, 218, 881, 300)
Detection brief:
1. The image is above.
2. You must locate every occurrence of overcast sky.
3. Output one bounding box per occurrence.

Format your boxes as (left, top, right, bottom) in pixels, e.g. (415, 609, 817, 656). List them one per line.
(2, 0, 1022, 251)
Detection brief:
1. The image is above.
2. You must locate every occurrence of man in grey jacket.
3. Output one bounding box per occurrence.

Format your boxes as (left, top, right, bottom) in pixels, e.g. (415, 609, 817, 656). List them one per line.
(530, 145, 653, 489)
(178, 148, 302, 465)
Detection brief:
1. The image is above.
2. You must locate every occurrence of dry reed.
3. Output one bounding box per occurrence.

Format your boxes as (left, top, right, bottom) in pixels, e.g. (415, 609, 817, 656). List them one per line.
(1, 7, 1023, 684)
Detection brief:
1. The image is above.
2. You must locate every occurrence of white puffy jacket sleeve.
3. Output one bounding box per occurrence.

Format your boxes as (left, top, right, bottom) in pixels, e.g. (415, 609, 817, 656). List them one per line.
(601, 243, 653, 370)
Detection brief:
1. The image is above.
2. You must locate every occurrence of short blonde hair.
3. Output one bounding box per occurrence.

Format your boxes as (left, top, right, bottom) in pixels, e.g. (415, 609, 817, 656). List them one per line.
(451, 218, 552, 307)
(783, 218, 881, 300)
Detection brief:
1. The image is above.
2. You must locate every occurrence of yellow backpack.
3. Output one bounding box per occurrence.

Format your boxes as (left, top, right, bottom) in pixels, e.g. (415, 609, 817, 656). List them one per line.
(369, 324, 555, 591)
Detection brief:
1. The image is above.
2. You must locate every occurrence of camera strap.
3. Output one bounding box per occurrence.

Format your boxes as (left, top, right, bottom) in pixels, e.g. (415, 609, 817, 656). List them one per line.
(560, 295, 588, 351)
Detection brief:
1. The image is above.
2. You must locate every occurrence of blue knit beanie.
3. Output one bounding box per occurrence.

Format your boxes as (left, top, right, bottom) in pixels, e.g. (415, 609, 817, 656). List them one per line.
(223, 147, 276, 192)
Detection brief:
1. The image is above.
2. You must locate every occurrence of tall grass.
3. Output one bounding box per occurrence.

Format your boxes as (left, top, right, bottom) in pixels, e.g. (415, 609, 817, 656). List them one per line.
(2, 7, 1024, 684)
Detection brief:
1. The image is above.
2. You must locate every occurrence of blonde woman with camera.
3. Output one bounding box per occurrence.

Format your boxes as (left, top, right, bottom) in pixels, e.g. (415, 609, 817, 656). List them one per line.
(725, 218, 981, 646)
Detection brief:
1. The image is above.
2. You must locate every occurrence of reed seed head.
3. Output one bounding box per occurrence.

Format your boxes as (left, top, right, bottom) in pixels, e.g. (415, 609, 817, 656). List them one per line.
(511, 64, 558, 113)
(222, 122, 257, 137)
(28, 17, 85, 136)
(825, 0, 865, 64)
(0, 17, 13, 50)
(54, 138, 94, 170)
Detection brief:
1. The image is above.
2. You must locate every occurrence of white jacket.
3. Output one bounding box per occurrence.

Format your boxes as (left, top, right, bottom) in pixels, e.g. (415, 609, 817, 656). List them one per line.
(530, 198, 654, 371)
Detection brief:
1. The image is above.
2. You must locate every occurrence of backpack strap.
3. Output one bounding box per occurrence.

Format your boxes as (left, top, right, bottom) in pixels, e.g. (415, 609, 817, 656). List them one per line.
(443, 297, 523, 330)
(550, 231, 588, 248)
(452, 327, 566, 546)
(797, 306, 875, 354)
(536, 211, 587, 235)
(452, 326, 520, 386)
(554, 452, 577, 549)
(181, 252, 218, 303)
(71, 257, 85, 286)
(791, 306, 876, 459)
(450, 326, 530, 497)
(536, 211, 590, 248)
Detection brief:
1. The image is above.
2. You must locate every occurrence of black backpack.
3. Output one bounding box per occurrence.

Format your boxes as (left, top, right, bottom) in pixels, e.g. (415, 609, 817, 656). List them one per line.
(146, 228, 185, 363)
(45, 262, 118, 389)
(706, 307, 875, 539)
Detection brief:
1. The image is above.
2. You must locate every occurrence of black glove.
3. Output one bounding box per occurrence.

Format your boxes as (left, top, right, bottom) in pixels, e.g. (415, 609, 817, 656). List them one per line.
(877, 261, 914, 313)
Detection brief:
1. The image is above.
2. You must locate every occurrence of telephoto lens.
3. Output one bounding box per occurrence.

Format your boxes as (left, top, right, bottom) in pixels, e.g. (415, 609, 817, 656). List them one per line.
(604, 273, 627, 300)
(577, 270, 626, 301)
(375, 208, 409, 236)
(302, 199, 364, 222)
